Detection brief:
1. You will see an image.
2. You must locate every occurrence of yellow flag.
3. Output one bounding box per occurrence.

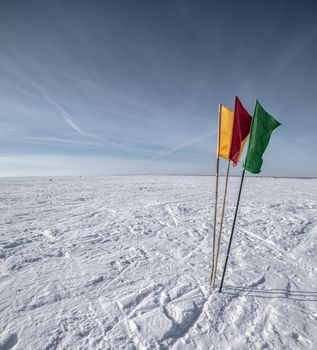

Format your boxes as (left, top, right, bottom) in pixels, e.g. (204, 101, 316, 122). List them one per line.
(217, 104, 234, 160)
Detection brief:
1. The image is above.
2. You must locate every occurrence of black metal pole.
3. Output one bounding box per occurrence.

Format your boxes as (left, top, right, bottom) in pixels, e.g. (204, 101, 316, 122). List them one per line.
(219, 169, 246, 293)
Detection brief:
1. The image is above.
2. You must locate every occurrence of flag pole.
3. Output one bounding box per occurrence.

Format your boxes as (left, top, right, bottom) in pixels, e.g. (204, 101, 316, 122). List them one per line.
(212, 159, 230, 287)
(219, 168, 245, 293)
(209, 155, 219, 285)
(209, 105, 221, 286)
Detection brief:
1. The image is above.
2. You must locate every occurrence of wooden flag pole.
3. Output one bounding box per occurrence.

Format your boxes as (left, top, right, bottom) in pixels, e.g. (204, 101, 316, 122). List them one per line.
(209, 156, 220, 285)
(219, 169, 246, 293)
(212, 159, 230, 287)
(210, 104, 222, 286)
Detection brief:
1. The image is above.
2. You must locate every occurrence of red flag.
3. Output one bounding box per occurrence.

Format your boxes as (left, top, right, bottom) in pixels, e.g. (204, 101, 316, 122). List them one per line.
(229, 96, 252, 166)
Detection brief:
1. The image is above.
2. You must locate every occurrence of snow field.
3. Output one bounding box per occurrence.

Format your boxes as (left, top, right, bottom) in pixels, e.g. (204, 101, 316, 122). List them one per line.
(0, 176, 316, 349)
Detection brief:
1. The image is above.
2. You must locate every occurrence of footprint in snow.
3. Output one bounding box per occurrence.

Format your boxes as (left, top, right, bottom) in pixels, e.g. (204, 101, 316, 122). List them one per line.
(0, 332, 18, 350)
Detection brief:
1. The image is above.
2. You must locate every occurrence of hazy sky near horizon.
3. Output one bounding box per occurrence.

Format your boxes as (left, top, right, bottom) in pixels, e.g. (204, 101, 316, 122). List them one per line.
(0, 0, 316, 177)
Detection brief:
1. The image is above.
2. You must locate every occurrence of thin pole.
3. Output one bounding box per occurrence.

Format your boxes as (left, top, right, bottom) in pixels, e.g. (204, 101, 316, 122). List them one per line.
(209, 156, 220, 285)
(212, 160, 230, 287)
(219, 169, 246, 293)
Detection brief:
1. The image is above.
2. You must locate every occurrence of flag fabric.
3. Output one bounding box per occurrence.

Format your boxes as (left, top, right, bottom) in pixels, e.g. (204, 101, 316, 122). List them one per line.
(243, 100, 281, 174)
(217, 104, 234, 160)
(229, 96, 252, 166)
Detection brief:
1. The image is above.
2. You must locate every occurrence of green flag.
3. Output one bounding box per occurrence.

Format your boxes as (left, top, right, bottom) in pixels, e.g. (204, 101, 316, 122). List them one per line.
(243, 100, 281, 174)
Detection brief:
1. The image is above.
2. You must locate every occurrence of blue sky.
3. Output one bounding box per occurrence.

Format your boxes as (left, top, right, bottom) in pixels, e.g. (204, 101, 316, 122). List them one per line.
(0, 0, 316, 177)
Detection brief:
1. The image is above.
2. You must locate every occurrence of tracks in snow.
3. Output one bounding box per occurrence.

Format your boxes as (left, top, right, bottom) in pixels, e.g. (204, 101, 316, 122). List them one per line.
(0, 176, 316, 349)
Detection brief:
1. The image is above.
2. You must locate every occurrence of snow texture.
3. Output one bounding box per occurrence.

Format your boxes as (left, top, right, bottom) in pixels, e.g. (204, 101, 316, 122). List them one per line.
(0, 176, 316, 349)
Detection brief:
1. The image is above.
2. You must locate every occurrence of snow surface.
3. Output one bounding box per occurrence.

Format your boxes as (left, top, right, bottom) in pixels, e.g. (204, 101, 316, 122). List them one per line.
(0, 175, 316, 350)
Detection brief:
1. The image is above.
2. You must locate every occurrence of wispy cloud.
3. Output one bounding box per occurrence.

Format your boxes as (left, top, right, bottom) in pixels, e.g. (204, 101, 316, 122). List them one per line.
(13, 73, 127, 150)
(23, 77, 99, 139)
(152, 131, 215, 160)
(26, 136, 105, 146)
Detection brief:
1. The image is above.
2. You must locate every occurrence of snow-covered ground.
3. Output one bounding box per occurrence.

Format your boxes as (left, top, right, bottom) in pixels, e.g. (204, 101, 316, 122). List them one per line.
(0, 175, 316, 350)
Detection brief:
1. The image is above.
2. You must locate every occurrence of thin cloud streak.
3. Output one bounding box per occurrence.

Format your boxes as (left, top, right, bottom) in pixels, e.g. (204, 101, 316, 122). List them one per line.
(17, 74, 127, 150)
(26, 136, 106, 147)
(152, 131, 216, 160)
(24, 77, 99, 139)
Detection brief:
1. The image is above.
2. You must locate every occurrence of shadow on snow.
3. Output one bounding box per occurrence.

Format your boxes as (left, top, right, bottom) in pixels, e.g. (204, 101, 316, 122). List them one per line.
(222, 286, 317, 301)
